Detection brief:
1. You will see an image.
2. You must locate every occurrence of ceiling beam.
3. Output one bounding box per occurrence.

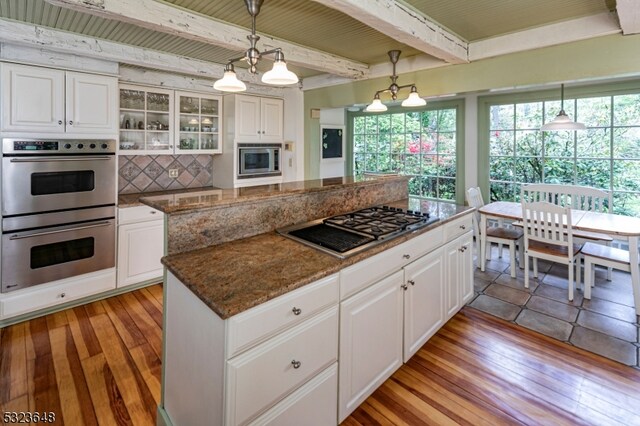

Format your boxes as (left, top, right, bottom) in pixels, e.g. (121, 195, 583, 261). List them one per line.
(0, 18, 265, 85)
(311, 0, 468, 64)
(44, 0, 368, 79)
(468, 12, 621, 61)
(616, 0, 640, 35)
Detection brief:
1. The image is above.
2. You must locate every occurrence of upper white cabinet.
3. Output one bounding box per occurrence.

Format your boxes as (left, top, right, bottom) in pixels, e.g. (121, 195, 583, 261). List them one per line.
(1, 63, 118, 134)
(234, 94, 283, 142)
(175, 91, 221, 154)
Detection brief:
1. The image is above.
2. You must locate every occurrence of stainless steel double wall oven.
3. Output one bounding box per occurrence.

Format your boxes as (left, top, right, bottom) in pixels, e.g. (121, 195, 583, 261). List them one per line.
(1, 138, 117, 293)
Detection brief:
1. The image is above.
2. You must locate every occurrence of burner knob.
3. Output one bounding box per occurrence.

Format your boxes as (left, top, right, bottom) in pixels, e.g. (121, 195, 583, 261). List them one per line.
(407, 210, 415, 215)
(101, 143, 108, 149)
(63, 143, 71, 149)
(89, 143, 96, 149)
(422, 212, 430, 217)
(382, 205, 390, 210)
(77, 143, 84, 149)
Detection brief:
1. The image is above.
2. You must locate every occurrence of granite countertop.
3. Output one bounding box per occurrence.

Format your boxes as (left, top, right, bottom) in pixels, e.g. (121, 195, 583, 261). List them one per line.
(117, 186, 223, 208)
(162, 199, 473, 319)
(141, 175, 408, 214)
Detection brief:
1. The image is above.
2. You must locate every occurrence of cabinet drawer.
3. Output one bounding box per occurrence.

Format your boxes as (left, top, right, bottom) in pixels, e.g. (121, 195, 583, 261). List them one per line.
(225, 307, 338, 426)
(340, 227, 442, 300)
(249, 363, 337, 426)
(444, 213, 472, 242)
(226, 274, 338, 358)
(0, 269, 115, 319)
(118, 205, 163, 224)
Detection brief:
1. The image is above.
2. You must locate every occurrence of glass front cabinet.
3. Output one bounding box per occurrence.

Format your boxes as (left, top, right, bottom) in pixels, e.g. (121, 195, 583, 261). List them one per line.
(174, 91, 221, 154)
(118, 86, 222, 155)
(119, 85, 173, 154)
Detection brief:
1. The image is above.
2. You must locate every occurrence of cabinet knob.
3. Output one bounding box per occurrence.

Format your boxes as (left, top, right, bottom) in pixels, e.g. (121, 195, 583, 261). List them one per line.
(408, 280, 415, 286)
(401, 284, 408, 291)
(403, 254, 411, 259)
(68, 120, 73, 125)
(58, 120, 63, 125)
(150, 211, 157, 214)
(257, 130, 261, 134)
(60, 292, 66, 298)
(292, 307, 302, 316)
(262, 130, 265, 134)
(459, 246, 467, 252)
(291, 360, 302, 369)
(459, 224, 466, 230)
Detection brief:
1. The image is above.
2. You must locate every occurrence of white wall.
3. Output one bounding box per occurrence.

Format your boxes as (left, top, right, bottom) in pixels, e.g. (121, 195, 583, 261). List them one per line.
(319, 108, 346, 178)
(464, 94, 479, 193)
(282, 87, 305, 182)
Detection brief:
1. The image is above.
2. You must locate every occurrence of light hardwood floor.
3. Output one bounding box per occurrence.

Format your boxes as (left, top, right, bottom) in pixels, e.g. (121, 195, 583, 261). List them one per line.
(1, 284, 639, 425)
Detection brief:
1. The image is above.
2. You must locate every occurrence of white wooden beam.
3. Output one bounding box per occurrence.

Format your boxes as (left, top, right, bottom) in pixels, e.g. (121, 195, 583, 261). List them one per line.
(0, 43, 119, 74)
(0, 18, 264, 84)
(312, 0, 468, 64)
(469, 12, 621, 61)
(44, 0, 369, 79)
(617, 0, 640, 35)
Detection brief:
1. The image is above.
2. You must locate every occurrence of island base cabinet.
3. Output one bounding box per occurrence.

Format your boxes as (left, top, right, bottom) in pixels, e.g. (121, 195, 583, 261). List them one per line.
(444, 231, 474, 319)
(338, 270, 404, 423)
(116, 219, 164, 287)
(403, 248, 445, 362)
(248, 363, 337, 426)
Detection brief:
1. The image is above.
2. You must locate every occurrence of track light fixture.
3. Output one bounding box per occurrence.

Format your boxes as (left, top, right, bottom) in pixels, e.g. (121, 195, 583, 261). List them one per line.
(365, 50, 426, 112)
(213, 0, 298, 92)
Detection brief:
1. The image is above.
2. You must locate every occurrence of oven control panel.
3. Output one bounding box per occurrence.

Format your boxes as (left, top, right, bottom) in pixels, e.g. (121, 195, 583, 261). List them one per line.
(2, 139, 116, 155)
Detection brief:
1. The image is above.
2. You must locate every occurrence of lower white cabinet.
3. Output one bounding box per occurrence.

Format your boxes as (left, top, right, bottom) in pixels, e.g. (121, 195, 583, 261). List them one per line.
(117, 206, 164, 288)
(339, 270, 404, 421)
(444, 231, 474, 319)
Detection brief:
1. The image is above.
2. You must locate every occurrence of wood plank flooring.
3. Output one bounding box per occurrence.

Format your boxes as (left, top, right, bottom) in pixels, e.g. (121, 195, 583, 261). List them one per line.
(2, 284, 640, 425)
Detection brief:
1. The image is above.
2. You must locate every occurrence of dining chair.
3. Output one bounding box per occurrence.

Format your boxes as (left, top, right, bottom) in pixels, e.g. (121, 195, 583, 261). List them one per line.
(466, 187, 524, 278)
(522, 201, 582, 301)
(581, 242, 639, 315)
(521, 183, 613, 280)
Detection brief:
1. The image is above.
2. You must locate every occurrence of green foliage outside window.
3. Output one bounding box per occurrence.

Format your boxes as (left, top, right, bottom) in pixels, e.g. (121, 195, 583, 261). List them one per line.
(489, 94, 640, 216)
(352, 108, 457, 201)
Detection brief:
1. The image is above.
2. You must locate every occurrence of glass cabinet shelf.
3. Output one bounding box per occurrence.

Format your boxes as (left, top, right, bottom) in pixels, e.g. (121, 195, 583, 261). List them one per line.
(119, 85, 173, 154)
(175, 91, 222, 154)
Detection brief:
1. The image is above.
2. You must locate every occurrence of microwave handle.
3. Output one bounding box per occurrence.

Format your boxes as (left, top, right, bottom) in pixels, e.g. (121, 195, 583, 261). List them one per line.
(10, 156, 112, 162)
(8, 221, 112, 240)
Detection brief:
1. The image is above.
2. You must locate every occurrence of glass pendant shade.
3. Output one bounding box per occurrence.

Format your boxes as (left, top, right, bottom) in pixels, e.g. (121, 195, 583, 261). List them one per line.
(540, 84, 585, 131)
(213, 70, 246, 92)
(401, 90, 426, 107)
(261, 61, 298, 85)
(365, 97, 387, 112)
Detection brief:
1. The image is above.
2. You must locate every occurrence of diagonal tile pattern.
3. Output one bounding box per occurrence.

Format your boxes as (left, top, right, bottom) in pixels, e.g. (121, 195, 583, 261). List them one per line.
(118, 154, 213, 194)
(469, 244, 639, 368)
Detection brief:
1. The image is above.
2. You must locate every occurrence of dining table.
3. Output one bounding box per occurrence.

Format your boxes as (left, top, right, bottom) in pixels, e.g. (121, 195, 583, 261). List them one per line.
(478, 201, 640, 315)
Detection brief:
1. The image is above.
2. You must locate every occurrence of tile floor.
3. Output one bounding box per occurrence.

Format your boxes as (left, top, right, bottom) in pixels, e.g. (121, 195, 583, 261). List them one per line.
(469, 243, 640, 368)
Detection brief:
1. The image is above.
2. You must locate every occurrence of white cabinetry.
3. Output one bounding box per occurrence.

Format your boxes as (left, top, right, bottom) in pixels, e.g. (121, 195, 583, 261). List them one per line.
(235, 95, 283, 141)
(116, 206, 164, 288)
(1, 63, 117, 134)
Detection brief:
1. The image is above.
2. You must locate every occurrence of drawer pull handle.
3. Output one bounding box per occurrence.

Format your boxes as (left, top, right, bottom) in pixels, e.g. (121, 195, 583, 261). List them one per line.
(292, 307, 302, 316)
(408, 280, 415, 286)
(291, 360, 301, 369)
(60, 292, 66, 298)
(459, 225, 466, 230)
(403, 254, 411, 259)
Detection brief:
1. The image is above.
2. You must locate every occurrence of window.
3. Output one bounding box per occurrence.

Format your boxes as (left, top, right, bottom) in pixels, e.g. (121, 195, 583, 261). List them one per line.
(487, 91, 640, 216)
(351, 105, 460, 202)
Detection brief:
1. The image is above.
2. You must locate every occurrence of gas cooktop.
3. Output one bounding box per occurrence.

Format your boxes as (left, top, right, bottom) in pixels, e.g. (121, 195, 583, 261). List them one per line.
(277, 205, 439, 259)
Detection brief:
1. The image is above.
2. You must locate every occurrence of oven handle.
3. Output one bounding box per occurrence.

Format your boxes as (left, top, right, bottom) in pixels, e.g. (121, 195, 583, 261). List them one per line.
(8, 221, 113, 240)
(9, 156, 113, 162)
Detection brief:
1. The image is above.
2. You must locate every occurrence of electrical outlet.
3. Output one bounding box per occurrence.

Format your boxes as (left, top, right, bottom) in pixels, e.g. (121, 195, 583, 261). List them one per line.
(288, 158, 293, 167)
(169, 168, 179, 178)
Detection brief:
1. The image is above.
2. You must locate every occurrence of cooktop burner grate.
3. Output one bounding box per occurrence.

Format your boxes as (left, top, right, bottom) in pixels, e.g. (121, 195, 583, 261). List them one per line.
(288, 224, 374, 253)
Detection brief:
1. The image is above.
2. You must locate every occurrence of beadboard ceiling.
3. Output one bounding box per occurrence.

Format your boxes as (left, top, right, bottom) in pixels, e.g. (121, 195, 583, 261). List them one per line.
(0, 0, 621, 81)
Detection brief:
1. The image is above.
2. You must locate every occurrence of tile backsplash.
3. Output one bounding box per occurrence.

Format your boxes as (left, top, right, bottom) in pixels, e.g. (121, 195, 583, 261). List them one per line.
(118, 155, 213, 194)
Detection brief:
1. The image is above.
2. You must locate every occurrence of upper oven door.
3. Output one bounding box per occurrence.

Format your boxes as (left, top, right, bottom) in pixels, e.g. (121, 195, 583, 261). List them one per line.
(2, 155, 116, 216)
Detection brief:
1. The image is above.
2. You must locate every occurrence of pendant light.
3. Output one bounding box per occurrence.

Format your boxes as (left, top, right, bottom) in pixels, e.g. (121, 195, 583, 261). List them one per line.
(365, 50, 426, 113)
(213, 0, 298, 92)
(540, 84, 585, 131)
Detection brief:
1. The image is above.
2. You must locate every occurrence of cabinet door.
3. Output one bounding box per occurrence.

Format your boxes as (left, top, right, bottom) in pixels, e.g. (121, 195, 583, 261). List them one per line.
(459, 232, 474, 304)
(1, 63, 65, 132)
(66, 72, 118, 134)
(339, 270, 403, 423)
(117, 220, 164, 288)
(260, 97, 283, 141)
(403, 248, 444, 362)
(236, 95, 261, 140)
(444, 239, 461, 319)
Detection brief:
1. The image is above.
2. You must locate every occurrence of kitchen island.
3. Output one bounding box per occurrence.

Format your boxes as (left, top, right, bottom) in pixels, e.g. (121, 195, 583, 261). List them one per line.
(146, 176, 474, 426)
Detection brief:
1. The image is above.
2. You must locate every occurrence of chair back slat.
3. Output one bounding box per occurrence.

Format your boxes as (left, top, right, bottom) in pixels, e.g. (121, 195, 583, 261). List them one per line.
(521, 184, 610, 212)
(522, 201, 573, 249)
(466, 187, 484, 232)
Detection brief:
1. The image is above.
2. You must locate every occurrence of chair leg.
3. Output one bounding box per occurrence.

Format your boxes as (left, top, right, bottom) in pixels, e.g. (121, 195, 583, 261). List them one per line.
(606, 241, 613, 281)
(509, 242, 516, 278)
(524, 254, 530, 289)
(575, 257, 581, 294)
(584, 257, 593, 299)
(568, 262, 574, 302)
(533, 258, 538, 278)
(518, 238, 524, 269)
(486, 242, 492, 260)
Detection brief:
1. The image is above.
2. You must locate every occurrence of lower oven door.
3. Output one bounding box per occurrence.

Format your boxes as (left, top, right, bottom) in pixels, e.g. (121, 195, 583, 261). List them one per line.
(2, 154, 116, 216)
(2, 217, 116, 293)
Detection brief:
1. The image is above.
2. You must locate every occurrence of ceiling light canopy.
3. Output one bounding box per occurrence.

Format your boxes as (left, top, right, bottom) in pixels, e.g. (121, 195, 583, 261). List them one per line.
(365, 50, 426, 113)
(213, 0, 298, 92)
(540, 84, 585, 131)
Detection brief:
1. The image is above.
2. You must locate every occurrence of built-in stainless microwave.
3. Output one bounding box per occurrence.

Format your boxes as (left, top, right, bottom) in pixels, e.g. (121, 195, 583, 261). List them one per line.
(237, 143, 281, 179)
